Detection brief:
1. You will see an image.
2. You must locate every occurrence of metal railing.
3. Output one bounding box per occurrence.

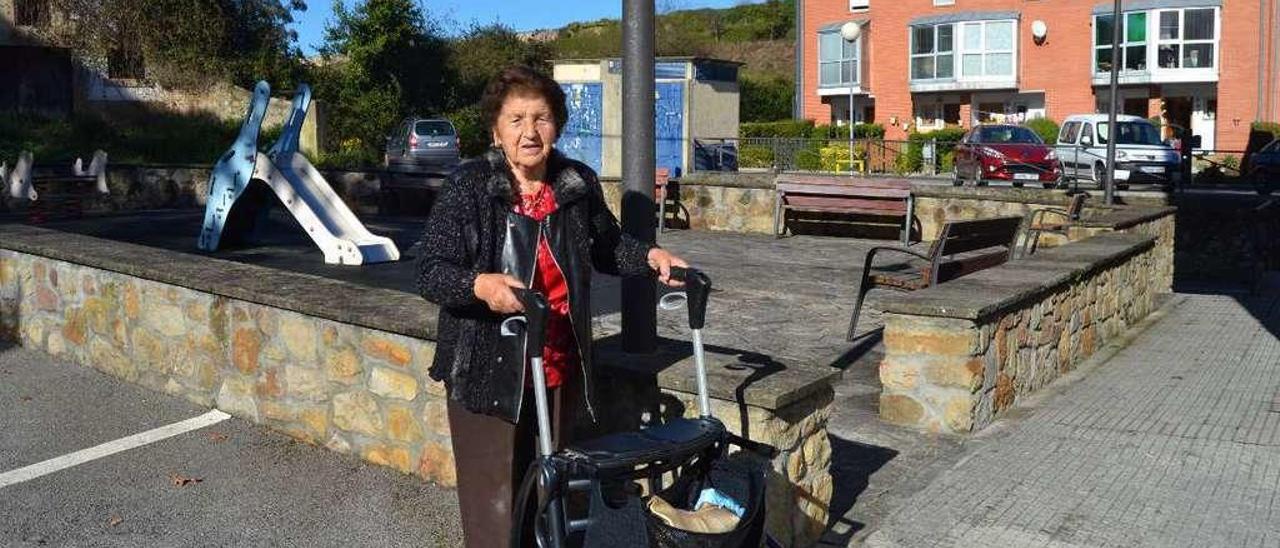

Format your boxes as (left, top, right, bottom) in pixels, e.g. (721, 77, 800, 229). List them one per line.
(693, 136, 1271, 192)
(693, 137, 959, 176)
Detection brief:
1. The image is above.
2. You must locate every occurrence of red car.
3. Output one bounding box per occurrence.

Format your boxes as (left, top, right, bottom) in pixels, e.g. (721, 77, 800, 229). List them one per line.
(953, 124, 1063, 188)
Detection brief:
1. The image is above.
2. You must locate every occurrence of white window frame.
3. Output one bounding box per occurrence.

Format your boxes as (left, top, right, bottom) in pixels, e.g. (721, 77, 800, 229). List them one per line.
(1093, 11, 1149, 75)
(909, 23, 955, 82)
(1154, 7, 1218, 71)
(817, 29, 860, 89)
(957, 20, 1017, 80)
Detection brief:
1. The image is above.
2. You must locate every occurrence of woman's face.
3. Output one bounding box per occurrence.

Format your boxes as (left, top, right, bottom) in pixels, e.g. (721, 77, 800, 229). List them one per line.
(492, 92, 557, 176)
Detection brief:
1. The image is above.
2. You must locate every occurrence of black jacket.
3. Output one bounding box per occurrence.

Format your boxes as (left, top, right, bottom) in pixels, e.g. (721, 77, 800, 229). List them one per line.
(416, 148, 654, 423)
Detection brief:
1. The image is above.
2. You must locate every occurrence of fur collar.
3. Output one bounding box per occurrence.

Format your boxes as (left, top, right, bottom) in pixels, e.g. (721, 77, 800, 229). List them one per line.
(481, 147, 590, 206)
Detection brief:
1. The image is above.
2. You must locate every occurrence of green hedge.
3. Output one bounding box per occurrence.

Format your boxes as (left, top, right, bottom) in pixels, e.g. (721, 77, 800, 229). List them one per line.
(1253, 121, 1280, 139)
(740, 120, 885, 139)
(1024, 117, 1060, 145)
(740, 120, 815, 138)
(895, 128, 967, 174)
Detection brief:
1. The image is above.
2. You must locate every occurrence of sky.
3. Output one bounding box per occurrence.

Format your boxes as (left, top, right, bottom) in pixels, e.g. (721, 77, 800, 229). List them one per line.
(290, 0, 768, 55)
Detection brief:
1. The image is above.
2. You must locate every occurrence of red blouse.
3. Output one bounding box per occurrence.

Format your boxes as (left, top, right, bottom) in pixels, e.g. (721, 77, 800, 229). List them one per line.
(514, 185, 577, 388)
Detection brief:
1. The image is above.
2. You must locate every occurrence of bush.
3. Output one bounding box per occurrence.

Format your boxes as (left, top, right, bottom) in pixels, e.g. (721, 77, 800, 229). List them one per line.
(818, 142, 868, 172)
(1219, 155, 1241, 173)
(445, 105, 488, 158)
(1252, 121, 1280, 139)
(0, 110, 273, 165)
(738, 144, 775, 168)
(1024, 117, 1060, 145)
(739, 75, 794, 123)
(740, 120, 815, 138)
(814, 123, 885, 140)
(896, 127, 966, 174)
(740, 120, 885, 140)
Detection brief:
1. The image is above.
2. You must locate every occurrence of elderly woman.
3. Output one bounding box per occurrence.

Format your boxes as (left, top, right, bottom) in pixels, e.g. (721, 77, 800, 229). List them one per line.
(416, 65, 687, 546)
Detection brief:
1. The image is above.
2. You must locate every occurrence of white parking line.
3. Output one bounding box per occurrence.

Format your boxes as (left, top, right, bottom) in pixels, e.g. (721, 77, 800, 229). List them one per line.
(0, 409, 231, 489)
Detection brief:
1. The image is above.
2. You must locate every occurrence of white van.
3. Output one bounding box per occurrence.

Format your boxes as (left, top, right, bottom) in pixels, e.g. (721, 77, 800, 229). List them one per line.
(1055, 114, 1181, 186)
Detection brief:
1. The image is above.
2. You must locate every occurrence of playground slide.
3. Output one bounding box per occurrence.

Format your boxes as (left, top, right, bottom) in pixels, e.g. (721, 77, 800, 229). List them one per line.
(253, 150, 399, 264)
(198, 81, 399, 265)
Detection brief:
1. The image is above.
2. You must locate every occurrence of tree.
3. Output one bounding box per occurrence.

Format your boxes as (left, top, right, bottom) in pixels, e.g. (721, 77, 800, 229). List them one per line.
(447, 24, 552, 108)
(311, 0, 452, 162)
(740, 75, 793, 123)
(320, 0, 450, 115)
(46, 0, 306, 89)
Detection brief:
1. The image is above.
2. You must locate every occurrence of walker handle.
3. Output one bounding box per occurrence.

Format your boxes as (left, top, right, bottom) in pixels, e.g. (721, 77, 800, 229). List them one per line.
(668, 267, 711, 330)
(511, 288, 549, 352)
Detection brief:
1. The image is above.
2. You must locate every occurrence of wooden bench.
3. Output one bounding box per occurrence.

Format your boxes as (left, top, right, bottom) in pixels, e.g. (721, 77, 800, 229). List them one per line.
(774, 175, 914, 244)
(847, 216, 1024, 340)
(1022, 193, 1088, 257)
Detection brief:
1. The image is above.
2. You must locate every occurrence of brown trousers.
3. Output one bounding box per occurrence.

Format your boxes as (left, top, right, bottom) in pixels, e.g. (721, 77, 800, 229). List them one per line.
(447, 375, 581, 548)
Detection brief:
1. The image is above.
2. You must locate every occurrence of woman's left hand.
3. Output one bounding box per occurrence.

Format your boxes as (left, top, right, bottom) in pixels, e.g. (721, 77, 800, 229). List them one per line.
(647, 248, 689, 287)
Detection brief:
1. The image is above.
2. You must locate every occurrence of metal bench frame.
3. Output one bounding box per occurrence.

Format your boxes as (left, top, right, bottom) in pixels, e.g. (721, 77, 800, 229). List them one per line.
(1022, 193, 1088, 257)
(847, 216, 1024, 341)
(774, 176, 915, 245)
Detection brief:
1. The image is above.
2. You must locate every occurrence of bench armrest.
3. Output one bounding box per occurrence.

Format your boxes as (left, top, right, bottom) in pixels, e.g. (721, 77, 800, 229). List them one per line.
(864, 245, 933, 272)
(1030, 207, 1075, 225)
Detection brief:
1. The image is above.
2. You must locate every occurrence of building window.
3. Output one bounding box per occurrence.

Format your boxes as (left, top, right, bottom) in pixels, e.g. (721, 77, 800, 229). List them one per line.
(910, 24, 954, 81)
(15, 0, 51, 27)
(1156, 8, 1216, 69)
(819, 29, 860, 87)
(933, 0, 955, 5)
(850, 0, 869, 12)
(959, 20, 1015, 78)
(1095, 12, 1147, 73)
(914, 103, 961, 128)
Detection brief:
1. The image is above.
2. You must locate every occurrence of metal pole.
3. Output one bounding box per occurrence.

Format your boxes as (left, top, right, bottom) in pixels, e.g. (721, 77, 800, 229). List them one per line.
(1104, 0, 1122, 205)
(621, 0, 657, 353)
(849, 87, 855, 175)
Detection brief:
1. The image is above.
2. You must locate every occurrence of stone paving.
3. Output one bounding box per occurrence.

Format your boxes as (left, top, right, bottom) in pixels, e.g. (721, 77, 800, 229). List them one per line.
(863, 284, 1280, 547)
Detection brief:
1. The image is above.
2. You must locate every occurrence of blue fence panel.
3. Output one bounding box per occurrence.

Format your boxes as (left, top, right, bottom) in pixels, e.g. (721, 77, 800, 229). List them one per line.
(558, 83, 604, 173)
(655, 82, 685, 176)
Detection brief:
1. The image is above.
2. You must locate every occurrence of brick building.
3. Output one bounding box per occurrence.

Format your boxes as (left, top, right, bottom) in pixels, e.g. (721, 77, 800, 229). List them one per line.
(794, 0, 1279, 151)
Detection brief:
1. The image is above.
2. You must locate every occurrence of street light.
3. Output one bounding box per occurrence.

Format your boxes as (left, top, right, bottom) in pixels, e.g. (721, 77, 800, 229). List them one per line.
(840, 21, 863, 176)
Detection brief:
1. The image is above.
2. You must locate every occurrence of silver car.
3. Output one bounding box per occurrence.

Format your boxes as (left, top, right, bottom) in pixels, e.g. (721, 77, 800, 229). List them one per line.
(384, 117, 460, 175)
(1055, 114, 1181, 187)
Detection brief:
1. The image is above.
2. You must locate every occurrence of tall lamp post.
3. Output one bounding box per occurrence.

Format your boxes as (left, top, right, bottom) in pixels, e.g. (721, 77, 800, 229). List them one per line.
(840, 21, 862, 176)
(1104, 0, 1121, 204)
(621, 0, 656, 352)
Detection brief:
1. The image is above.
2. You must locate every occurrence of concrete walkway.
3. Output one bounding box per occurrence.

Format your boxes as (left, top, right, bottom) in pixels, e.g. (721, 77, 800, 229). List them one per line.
(863, 285, 1280, 547)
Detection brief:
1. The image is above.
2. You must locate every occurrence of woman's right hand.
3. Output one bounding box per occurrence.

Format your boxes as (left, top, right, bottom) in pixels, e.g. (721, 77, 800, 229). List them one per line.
(473, 273, 526, 314)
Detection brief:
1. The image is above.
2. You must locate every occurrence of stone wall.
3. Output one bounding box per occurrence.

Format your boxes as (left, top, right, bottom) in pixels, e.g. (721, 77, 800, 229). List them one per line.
(0, 244, 457, 487)
(914, 186, 1176, 293)
(0, 225, 839, 545)
(877, 233, 1161, 433)
(600, 172, 776, 234)
(0, 165, 384, 216)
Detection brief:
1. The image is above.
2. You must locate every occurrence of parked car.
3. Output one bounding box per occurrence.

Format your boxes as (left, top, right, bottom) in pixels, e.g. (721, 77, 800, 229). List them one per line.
(953, 124, 1062, 188)
(384, 117, 460, 175)
(1055, 114, 1181, 188)
(1249, 139, 1280, 195)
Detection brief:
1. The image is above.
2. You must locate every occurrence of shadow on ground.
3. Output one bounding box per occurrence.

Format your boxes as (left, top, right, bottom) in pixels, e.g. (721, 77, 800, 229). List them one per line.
(823, 437, 899, 544)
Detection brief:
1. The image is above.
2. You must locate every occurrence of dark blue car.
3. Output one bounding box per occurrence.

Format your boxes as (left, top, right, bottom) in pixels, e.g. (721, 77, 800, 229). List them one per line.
(1251, 140, 1280, 195)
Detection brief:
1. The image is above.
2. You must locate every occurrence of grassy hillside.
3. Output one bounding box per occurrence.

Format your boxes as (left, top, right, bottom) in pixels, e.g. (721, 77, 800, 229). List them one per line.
(548, 0, 795, 120)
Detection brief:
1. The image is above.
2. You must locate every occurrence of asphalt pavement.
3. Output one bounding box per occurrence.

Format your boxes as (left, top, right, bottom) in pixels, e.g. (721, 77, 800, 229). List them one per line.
(0, 342, 462, 547)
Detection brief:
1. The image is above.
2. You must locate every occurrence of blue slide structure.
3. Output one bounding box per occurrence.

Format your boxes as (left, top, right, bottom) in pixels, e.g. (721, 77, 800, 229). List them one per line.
(197, 81, 399, 265)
